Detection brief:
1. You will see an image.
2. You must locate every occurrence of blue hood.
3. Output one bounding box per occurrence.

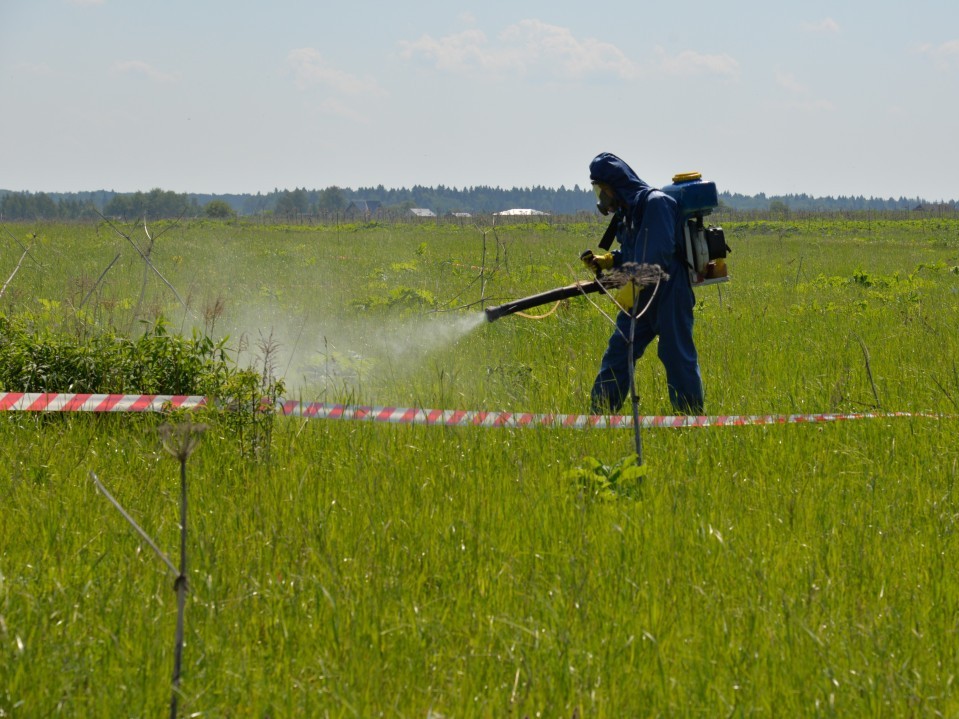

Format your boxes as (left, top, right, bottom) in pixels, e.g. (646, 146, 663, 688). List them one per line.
(589, 152, 654, 217)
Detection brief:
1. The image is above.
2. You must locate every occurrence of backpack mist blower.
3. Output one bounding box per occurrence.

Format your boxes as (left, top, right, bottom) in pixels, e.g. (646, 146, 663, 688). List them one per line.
(484, 172, 729, 323)
(661, 172, 730, 286)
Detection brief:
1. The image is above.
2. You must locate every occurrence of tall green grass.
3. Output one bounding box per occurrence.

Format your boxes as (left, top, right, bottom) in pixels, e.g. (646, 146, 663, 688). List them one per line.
(1, 216, 958, 716)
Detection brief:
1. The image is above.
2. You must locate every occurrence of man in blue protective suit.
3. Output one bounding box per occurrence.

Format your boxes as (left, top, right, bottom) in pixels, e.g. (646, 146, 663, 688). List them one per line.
(582, 152, 704, 415)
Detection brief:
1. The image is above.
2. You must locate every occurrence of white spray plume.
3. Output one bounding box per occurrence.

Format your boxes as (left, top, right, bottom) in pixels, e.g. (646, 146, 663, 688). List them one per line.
(215, 307, 488, 396)
(379, 312, 487, 358)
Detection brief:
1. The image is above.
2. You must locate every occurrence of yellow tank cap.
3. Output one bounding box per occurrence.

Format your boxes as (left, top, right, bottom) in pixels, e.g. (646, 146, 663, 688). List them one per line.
(671, 171, 702, 183)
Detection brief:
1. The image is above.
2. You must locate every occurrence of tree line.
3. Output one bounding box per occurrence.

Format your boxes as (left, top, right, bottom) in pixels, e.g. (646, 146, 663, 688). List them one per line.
(0, 185, 954, 221)
(0, 188, 199, 221)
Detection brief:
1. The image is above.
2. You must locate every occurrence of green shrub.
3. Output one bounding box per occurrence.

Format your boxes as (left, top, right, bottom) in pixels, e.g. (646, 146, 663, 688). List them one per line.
(0, 314, 283, 457)
(0, 315, 233, 395)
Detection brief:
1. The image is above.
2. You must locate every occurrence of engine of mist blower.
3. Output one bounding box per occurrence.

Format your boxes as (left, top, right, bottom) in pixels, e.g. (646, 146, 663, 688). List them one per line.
(661, 172, 731, 286)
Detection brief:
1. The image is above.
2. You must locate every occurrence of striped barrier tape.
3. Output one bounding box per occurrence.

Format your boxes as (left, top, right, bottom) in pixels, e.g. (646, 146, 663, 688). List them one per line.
(0, 393, 208, 413)
(0, 393, 948, 428)
(278, 401, 931, 428)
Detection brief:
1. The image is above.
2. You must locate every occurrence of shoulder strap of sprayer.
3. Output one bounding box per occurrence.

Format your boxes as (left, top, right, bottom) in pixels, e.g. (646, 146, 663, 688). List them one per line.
(598, 211, 623, 251)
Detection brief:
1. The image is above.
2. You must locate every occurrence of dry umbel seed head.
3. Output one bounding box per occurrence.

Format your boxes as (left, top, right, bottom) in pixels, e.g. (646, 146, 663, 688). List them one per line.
(599, 262, 669, 290)
(159, 422, 209, 462)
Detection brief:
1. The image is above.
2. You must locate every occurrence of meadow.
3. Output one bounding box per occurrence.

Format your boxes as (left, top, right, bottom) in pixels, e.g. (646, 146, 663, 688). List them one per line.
(1, 213, 958, 717)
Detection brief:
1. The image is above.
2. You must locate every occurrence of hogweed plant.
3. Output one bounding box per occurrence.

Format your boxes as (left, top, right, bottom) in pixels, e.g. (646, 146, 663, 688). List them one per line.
(158, 421, 207, 719)
(90, 421, 207, 719)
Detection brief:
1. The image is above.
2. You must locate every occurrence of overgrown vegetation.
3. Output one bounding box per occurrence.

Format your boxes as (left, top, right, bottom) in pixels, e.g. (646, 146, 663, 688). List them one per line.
(0, 313, 284, 458)
(0, 315, 233, 394)
(1, 216, 958, 716)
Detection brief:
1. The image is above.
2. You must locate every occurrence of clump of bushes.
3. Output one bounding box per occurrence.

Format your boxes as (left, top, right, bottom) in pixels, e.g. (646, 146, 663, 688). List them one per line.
(0, 314, 283, 457)
(0, 314, 237, 395)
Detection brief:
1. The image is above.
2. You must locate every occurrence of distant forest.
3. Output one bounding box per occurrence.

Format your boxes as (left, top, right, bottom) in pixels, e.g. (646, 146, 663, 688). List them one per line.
(0, 185, 956, 221)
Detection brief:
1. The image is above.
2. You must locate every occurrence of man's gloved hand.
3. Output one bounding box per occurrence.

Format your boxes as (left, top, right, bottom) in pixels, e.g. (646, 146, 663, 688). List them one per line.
(614, 281, 640, 313)
(580, 249, 614, 274)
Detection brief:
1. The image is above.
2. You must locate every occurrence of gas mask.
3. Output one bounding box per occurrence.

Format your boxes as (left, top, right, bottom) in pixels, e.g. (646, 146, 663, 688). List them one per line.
(592, 182, 620, 216)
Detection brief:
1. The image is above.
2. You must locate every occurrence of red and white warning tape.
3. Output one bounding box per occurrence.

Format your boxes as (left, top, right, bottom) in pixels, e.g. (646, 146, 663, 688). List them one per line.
(0, 392, 948, 428)
(278, 400, 932, 428)
(0, 393, 208, 412)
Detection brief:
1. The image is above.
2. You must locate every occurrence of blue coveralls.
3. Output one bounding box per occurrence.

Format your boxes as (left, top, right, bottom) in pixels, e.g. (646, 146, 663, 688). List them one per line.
(588, 153, 704, 414)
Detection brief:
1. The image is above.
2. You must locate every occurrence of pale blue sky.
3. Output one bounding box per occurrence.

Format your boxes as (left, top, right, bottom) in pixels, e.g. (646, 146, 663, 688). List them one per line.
(2, 0, 957, 200)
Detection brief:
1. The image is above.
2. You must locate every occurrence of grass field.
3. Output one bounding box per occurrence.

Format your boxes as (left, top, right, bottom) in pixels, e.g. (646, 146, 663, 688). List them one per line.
(2, 214, 958, 717)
